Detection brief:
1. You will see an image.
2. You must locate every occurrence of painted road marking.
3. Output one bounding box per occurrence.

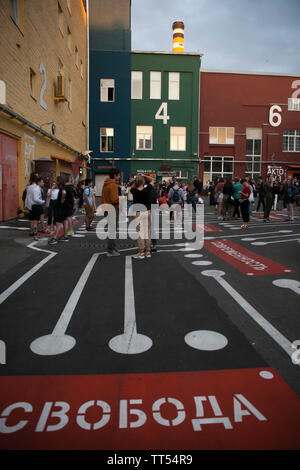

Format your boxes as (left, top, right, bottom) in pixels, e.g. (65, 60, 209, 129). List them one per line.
(272, 279, 300, 295)
(108, 255, 153, 354)
(0, 226, 29, 230)
(30, 253, 100, 356)
(204, 239, 294, 276)
(0, 242, 57, 305)
(252, 238, 300, 246)
(201, 270, 294, 358)
(184, 330, 228, 351)
(0, 368, 299, 449)
(241, 233, 296, 242)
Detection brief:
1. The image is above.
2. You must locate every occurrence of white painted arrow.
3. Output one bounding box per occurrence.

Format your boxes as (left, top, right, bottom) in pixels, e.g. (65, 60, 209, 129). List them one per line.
(109, 255, 152, 354)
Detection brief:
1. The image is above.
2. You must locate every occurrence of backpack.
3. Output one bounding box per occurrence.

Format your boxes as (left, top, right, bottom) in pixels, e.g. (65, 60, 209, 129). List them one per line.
(172, 188, 180, 203)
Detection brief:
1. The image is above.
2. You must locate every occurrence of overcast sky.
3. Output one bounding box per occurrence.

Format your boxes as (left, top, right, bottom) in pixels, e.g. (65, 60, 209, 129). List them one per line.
(131, 0, 300, 74)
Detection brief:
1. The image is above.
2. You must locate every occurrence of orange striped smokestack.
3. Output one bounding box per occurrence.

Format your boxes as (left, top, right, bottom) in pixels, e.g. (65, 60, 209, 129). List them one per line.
(172, 20, 184, 52)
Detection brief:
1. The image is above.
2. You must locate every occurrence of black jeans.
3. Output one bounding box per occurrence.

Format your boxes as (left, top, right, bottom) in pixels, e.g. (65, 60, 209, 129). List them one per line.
(256, 195, 265, 212)
(240, 200, 250, 223)
(232, 198, 240, 218)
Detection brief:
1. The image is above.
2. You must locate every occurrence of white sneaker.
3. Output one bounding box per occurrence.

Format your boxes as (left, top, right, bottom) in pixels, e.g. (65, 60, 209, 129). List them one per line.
(133, 253, 145, 259)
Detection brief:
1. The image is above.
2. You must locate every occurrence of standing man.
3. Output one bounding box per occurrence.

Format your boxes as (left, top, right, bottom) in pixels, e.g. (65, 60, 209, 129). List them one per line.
(263, 175, 274, 222)
(256, 177, 265, 212)
(168, 180, 184, 225)
(83, 179, 95, 231)
(25, 177, 45, 241)
(101, 168, 120, 256)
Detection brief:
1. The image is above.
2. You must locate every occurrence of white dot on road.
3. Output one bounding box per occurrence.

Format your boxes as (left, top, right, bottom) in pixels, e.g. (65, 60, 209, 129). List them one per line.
(230, 227, 241, 230)
(279, 230, 293, 233)
(241, 238, 256, 241)
(185, 330, 228, 351)
(259, 371, 274, 380)
(184, 254, 203, 258)
(192, 261, 213, 266)
(252, 242, 267, 245)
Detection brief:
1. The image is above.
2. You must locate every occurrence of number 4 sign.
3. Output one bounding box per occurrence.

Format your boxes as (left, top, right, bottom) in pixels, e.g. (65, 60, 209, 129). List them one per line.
(155, 102, 170, 125)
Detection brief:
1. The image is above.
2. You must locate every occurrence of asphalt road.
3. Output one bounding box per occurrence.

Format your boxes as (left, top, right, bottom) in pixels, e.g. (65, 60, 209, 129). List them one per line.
(0, 200, 300, 450)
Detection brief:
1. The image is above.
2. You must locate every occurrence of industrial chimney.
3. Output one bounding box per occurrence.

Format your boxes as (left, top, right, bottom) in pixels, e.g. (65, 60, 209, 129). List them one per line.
(172, 20, 184, 52)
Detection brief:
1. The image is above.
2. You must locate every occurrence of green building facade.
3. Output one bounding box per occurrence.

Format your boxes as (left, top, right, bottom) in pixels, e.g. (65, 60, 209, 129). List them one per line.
(130, 51, 202, 182)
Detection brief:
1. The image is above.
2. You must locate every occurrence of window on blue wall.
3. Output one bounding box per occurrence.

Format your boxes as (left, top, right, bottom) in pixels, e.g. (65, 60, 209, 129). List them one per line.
(136, 126, 152, 150)
(100, 128, 114, 152)
(131, 71, 143, 99)
(100, 79, 115, 102)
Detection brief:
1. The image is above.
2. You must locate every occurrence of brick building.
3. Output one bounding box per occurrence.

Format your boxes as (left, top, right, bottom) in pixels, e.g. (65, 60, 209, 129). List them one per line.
(199, 70, 300, 185)
(0, 0, 88, 221)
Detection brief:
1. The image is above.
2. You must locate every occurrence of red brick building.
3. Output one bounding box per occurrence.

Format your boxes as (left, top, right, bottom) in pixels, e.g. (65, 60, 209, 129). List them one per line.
(199, 70, 300, 184)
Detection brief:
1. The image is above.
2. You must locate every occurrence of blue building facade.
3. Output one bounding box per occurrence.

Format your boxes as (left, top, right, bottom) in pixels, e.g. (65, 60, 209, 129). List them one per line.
(88, 0, 131, 195)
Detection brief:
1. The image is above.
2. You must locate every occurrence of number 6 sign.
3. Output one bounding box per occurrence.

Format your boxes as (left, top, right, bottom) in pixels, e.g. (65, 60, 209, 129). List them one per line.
(269, 105, 282, 127)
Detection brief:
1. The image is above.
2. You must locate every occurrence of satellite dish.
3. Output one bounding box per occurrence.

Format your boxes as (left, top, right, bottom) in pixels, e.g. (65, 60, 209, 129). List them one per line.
(52, 123, 56, 135)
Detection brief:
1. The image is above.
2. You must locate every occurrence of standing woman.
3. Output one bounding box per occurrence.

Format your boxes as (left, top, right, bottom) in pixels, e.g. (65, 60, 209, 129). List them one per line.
(239, 179, 251, 229)
(215, 178, 224, 220)
(222, 178, 233, 220)
(46, 182, 59, 232)
(284, 179, 297, 222)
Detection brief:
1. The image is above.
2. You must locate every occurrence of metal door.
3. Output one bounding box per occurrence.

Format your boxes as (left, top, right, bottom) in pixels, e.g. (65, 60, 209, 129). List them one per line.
(0, 133, 18, 221)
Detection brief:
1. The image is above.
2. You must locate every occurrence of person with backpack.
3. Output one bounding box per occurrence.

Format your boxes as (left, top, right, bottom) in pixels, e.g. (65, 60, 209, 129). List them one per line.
(168, 180, 184, 225)
(186, 181, 197, 215)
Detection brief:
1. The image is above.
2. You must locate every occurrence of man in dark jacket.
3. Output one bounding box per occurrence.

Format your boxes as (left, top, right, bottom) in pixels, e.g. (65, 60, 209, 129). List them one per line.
(256, 177, 265, 212)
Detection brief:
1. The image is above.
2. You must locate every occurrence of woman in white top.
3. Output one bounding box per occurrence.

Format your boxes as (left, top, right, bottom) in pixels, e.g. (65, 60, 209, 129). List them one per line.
(47, 182, 59, 231)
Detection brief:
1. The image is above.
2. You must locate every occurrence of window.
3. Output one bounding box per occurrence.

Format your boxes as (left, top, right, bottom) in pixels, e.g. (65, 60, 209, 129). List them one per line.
(10, 0, 22, 29)
(67, 28, 71, 51)
(245, 129, 262, 178)
(283, 130, 300, 152)
(175, 170, 188, 179)
(75, 46, 78, 68)
(170, 127, 186, 151)
(288, 98, 300, 111)
(209, 127, 235, 145)
(168, 72, 180, 100)
(58, 2, 63, 35)
(100, 79, 115, 102)
(100, 128, 114, 152)
(58, 60, 63, 76)
(150, 71, 161, 99)
(203, 156, 234, 182)
(131, 71, 143, 99)
(30, 68, 36, 99)
(80, 60, 83, 79)
(136, 126, 152, 150)
(67, 78, 71, 110)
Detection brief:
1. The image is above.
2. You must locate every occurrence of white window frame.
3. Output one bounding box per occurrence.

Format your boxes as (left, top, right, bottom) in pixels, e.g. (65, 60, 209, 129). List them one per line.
(170, 127, 186, 151)
(131, 71, 143, 99)
(288, 98, 300, 111)
(203, 156, 234, 181)
(136, 126, 153, 151)
(209, 127, 235, 145)
(100, 79, 115, 102)
(168, 72, 180, 100)
(150, 71, 161, 100)
(100, 128, 114, 153)
(283, 129, 300, 152)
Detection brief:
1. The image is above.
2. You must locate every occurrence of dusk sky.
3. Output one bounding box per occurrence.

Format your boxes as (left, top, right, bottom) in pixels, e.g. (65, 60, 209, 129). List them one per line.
(131, 0, 300, 74)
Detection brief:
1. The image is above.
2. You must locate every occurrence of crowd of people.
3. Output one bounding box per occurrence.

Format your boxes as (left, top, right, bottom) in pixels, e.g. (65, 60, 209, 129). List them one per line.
(205, 175, 300, 228)
(20, 171, 299, 253)
(22, 172, 97, 243)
